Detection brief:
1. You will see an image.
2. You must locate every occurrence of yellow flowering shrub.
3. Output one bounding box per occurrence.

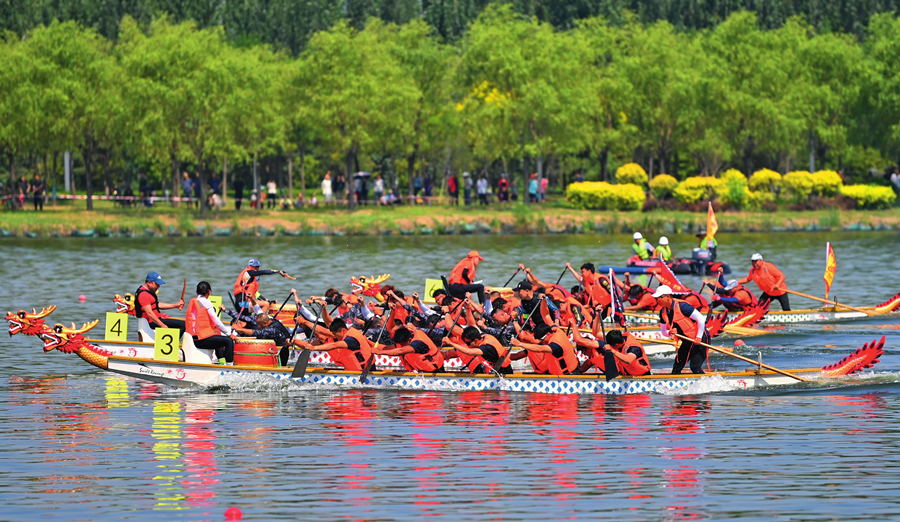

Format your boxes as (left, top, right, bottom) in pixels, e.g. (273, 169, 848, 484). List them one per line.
(615, 163, 649, 186)
(839, 185, 897, 209)
(718, 169, 748, 208)
(783, 171, 814, 203)
(673, 177, 725, 204)
(567, 182, 646, 211)
(749, 169, 783, 193)
(745, 189, 775, 209)
(813, 170, 843, 196)
(648, 174, 678, 199)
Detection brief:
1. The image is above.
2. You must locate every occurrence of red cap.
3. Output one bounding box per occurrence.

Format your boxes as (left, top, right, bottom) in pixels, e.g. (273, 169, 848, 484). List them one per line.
(468, 250, 484, 260)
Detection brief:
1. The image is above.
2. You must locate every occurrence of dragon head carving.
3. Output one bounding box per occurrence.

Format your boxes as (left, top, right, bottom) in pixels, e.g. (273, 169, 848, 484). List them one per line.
(39, 320, 99, 353)
(6, 306, 56, 336)
(114, 293, 136, 316)
(350, 274, 391, 301)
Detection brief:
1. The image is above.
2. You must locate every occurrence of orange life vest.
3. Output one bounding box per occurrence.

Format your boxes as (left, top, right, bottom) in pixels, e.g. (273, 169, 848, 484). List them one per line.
(449, 257, 477, 286)
(733, 286, 757, 307)
(683, 292, 709, 313)
(401, 330, 445, 372)
(331, 328, 373, 371)
(186, 297, 220, 340)
(615, 332, 651, 376)
(459, 334, 509, 373)
(233, 267, 259, 298)
(662, 300, 700, 340)
(749, 262, 786, 296)
(584, 272, 611, 307)
(387, 304, 409, 334)
(541, 327, 579, 375)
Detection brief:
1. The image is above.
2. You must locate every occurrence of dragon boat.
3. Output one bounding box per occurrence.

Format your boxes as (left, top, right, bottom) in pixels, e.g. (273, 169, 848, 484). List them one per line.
(22, 317, 886, 395)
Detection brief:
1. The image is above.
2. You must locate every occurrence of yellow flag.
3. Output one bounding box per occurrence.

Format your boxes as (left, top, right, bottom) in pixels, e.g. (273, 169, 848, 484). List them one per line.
(823, 242, 837, 300)
(707, 201, 718, 239)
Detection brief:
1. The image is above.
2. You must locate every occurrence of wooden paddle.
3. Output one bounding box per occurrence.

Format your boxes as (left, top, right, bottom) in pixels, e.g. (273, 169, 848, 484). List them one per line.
(502, 269, 521, 288)
(673, 333, 810, 382)
(291, 299, 323, 380)
(359, 313, 390, 384)
(783, 289, 875, 316)
(178, 279, 187, 310)
(279, 271, 297, 280)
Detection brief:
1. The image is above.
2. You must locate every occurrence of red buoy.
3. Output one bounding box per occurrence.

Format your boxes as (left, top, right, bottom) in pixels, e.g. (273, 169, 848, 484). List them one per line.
(734, 339, 745, 347)
(225, 507, 243, 521)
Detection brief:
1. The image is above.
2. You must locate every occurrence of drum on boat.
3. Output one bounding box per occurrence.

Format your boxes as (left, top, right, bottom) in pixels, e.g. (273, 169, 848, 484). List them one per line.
(234, 338, 280, 367)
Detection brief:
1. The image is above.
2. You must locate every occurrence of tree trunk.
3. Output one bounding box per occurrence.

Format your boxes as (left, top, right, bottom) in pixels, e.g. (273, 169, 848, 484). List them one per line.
(648, 152, 654, 179)
(222, 157, 228, 203)
(523, 156, 531, 203)
(345, 148, 356, 210)
(82, 142, 94, 211)
(288, 154, 293, 200)
(838, 154, 843, 173)
(103, 148, 112, 195)
(171, 151, 179, 208)
(52, 151, 58, 205)
(672, 150, 679, 179)
(407, 148, 417, 198)
(299, 144, 306, 203)
(658, 148, 666, 175)
(252, 152, 259, 202)
(809, 130, 816, 173)
(600, 147, 609, 181)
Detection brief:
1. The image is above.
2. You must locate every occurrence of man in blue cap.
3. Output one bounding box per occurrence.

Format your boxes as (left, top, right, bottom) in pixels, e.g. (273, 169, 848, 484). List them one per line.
(233, 258, 288, 313)
(135, 272, 186, 335)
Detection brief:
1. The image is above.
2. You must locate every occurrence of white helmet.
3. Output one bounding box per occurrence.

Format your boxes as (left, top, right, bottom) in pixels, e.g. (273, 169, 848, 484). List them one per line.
(633, 232, 643, 240)
(659, 236, 669, 246)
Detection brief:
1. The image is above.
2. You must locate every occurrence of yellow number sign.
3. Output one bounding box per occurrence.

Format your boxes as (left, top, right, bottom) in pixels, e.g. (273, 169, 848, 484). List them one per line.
(153, 328, 180, 361)
(208, 295, 223, 319)
(105, 312, 129, 341)
(424, 279, 444, 303)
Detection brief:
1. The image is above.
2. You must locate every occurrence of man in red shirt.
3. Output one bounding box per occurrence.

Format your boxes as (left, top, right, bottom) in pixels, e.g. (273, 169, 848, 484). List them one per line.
(135, 272, 185, 335)
(737, 253, 790, 310)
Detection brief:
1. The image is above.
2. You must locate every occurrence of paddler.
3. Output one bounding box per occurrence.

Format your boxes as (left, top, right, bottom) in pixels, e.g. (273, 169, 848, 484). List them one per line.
(512, 280, 553, 330)
(566, 262, 612, 316)
(737, 253, 790, 311)
(446, 326, 512, 375)
(185, 281, 235, 365)
(374, 326, 445, 373)
(295, 318, 373, 371)
(233, 259, 289, 313)
(572, 317, 650, 380)
(448, 250, 487, 305)
(228, 305, 296, 366)
(656, 236, 673, 261)
(631, 232, 655, 260)
(653, 285, 709, 374)
(625, 283, 659, 310)
(135, 272, 185, 335)
(706, 267, 757, 312)
(510, 323, 580, 376)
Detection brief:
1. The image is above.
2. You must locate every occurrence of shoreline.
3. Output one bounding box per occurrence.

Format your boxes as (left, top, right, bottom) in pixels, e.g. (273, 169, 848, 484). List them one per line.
(2, 204, 899, 238)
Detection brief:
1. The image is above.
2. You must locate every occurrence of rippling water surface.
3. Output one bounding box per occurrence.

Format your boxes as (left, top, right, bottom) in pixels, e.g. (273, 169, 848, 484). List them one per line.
(3, 231, 900, 520)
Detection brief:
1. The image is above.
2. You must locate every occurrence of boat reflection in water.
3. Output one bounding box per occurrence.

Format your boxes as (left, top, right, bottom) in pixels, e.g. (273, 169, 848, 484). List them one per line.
(660, 398, 711, 522)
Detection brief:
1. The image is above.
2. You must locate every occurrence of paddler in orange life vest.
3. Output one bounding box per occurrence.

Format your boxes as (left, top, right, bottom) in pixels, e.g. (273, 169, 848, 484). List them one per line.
(233, 258, 289, 314)
(653, 285, 710, 374)
(374, 326, 445, 373)
(623, 273, 659, 310)
(737, 253, 790, 311)
(448, 250, 486, 305)
(295, 318, 373, 371)
(135, 272, 186, 335)
(185, 281, 236, 364)
(706, 266, 758, 312)
(566, 262, 613, 317)
(446, 325, 513, 375)
(571, 311, 651, 380)
(510, 323, 580, 376)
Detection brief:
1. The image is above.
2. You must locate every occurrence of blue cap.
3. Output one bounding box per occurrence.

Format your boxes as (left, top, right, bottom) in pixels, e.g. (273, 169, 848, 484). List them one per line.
(146, 272, 165, 285)
(248, 259, 260, 267)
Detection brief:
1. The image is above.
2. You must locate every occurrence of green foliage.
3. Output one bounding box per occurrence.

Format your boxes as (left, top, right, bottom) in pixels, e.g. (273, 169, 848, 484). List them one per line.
(813, 170, 843, 196)
(648, 174, 678, 199)
(783, 171, 814, 203)
(839, 184, 897, 209)
(745, 190, 775, 210)
(566, 181, 645, 211)
(673, 177, 724, 204)
(615, 163, 649, 186)
(719, 169, 748, 208)
(749, 169, 783, 193)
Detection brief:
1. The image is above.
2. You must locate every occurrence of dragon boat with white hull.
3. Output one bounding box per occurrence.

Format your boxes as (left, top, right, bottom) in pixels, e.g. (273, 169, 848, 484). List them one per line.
(22, 316, 887, 395)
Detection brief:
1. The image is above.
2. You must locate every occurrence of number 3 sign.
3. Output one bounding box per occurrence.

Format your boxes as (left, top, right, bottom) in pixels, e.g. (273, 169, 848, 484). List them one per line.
(154, 328, 180, 361)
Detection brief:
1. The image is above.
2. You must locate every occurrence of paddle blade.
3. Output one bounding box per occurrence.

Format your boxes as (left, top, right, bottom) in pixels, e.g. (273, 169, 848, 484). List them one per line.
(821, 336, 885, 377)
(874, 290, 900, 313)
(728, 300, 771, 328)
(359, 353, 376, 384)
(706, 311, 728, 338)
(291, 349, 311, 379)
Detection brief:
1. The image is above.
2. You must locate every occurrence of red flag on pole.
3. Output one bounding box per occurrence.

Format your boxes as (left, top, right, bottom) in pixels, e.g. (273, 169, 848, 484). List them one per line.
(823, 242, 836, 300)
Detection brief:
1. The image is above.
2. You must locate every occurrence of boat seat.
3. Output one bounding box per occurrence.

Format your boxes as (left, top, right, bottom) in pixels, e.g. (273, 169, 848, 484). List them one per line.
(137, 318, 155, 343)
(181, 332, 216, 365)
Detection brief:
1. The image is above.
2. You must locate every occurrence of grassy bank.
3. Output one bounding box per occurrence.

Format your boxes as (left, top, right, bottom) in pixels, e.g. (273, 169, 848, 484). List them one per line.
(2, 199, 899, 237)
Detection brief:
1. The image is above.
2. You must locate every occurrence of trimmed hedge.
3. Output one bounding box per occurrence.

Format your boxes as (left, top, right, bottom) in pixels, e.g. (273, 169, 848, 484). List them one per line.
(615, 163, 649, 186)
(673, 176, 724, 204)
(783, 171, 814, 203)
(839, 184, 897, 209)
(649, 174, 678, 199)
(567, 181, 646, 210)
(813, 170, 843, 196)
(719, 169, 748, 208)
(749, 169, 783, 193)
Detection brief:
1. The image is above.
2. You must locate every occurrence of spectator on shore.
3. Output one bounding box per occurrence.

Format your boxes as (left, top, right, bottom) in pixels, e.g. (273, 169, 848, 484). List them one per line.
(575, 172, 585, 183)
(413, 175, 423, 197)
(234, 177, 244, 210)
(267, 179, 277, 209)
(181, 172, 192, 207)
(17, 175, 28, 209)
(334, 174, 345, 202)
(448, 173, 459, 206)
(310, 195, 318, 207)
(540, 176, 548, 202)
(424, 175, 433, 199)
(528, 174, 539, 203)
(209, 192, 224, 210)
(891, 167, 900, 196)
(322, 172, 333, 205)
(353, 175, 363, 205)
(192, 173, 201, 209)
(31, 174, 44, 211)
(294, 191, 305, 208)
(477, 175, 489, 205)
(139, 174, 152, 207)
(250, 189, 258, 209)
(463, 172, 473, 205)
(208, 172, 221, 195)
(374, 174, 384, 205)
(511, 179, 519, 201)
(498, 173, 509, 202)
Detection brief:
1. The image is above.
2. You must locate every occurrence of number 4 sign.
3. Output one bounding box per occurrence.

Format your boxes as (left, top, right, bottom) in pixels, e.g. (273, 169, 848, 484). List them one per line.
(105, 312, 129, 341)
(154, 328, 180, 361)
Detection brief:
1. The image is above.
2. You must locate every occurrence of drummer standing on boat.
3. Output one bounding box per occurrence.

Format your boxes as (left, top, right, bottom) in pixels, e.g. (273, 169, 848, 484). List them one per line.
(653, 285, 709, 374)
(135, 272, 185, 335)
(737, 253, 790, 311)
(233, 258, 288, 314)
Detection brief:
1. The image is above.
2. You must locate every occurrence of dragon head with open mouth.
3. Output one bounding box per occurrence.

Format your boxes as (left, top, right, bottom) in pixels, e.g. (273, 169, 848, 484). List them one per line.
(350, 274, 391, 301)
(39, 320, 99, 353)
(113, 293, 136, 316)
(6, 306, 57, 336)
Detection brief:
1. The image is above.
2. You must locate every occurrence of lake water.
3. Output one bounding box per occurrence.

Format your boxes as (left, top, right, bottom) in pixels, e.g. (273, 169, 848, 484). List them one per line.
(3, 231, 900, 520)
